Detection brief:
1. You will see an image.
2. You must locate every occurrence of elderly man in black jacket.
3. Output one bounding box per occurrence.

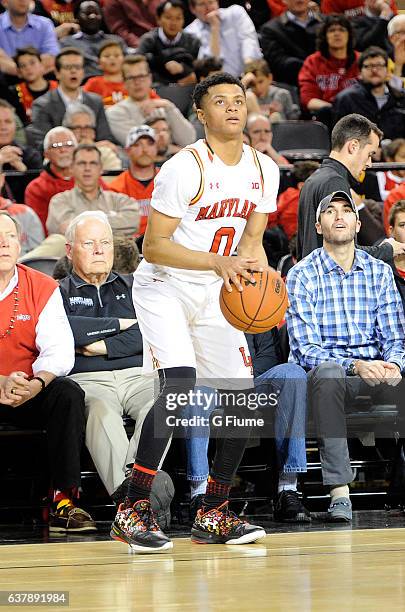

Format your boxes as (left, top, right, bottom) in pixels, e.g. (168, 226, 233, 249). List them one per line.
(297, 113, 405, 260)
(59, 210, 156, 501)
(333, 47, 405, 142)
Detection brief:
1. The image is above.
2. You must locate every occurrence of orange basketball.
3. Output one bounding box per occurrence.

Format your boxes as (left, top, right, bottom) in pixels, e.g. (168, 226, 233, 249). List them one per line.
(219, 269, 288, 334)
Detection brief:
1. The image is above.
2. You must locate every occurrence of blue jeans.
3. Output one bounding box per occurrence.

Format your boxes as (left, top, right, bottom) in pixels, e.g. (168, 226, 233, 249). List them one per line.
(183, 363, 307, 481)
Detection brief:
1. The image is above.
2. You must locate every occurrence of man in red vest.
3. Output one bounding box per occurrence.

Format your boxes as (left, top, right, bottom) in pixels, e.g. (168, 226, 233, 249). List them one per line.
(0, 211, 96, 533)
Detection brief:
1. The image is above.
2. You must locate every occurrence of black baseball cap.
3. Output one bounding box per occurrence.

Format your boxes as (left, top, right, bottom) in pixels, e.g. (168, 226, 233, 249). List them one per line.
(316, 191, 359, 223)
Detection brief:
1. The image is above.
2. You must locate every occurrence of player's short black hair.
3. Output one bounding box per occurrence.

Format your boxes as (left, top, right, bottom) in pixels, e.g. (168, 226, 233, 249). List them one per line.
(192, 73, 245, 110)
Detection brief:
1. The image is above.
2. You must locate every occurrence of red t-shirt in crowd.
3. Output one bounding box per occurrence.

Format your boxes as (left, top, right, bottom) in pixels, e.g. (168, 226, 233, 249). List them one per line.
(321, 0, 397, 16)
(268, 186, 299, 240)
(83, 77, 128, 106)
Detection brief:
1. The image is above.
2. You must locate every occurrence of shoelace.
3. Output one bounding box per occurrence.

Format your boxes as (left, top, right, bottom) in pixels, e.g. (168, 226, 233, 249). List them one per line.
(130, 503, 160, 532)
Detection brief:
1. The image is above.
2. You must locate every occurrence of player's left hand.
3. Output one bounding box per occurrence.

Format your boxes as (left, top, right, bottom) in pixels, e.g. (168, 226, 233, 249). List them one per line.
(211, 255, 264, 292)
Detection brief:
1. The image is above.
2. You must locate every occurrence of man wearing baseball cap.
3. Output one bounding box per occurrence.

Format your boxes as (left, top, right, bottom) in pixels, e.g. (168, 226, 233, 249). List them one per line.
(109, 125, 159, 237)
(286, 190, 405, 522)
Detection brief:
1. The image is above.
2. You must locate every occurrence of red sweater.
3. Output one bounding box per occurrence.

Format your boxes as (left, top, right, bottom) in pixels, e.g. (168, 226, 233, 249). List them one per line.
(321, 0, 397, 16)
(384, 183, 405, 234)
(0, 265, 57, 377)
(24, 167, 74, 234)
(268, 187, 299, 239)
(299, 51, 360, 108)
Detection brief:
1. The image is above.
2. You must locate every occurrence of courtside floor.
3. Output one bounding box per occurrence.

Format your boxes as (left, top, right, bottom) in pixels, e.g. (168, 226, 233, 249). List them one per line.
(1, 513, 405, 611)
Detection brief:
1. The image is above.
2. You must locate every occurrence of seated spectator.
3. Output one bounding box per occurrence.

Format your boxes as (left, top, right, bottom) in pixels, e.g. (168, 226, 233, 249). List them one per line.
(138, 0, 200, 85)
(59, 211, 158, 501)
(388, 15, 405, 89)
(321, 0, 397, 18)
(108, 125, 158, 236)
(352, 0, 394, 52)
(0, 99, 42, 203)
(333, 47, 405, 142)
(388, 200, 405, 304)
(260, 0, 322, 87)
(185, 0, 262, 77)
(0, 0, 59, 77)
(0, 169, 44, 254)
(287, 191, 405, 522)
(24, 126, 76, 233)
(246, 113, 288, 166)
(242, 59, 300, 121)
(62, 103, 122, 171)
(106, 55, 196, 148)
(147, 115, 181, 164)
(299, 15, 359, 126)
(376, 138, 405, 201)
(268, 161, 320, 240)
(32, 0, 78, 40)
(0, 211, 96, 533)
(46, 143, 139, 237)
(383, 178, 405, 233)
(6, 46, 58, 125)
(83, 40, 127, 107)
(60, 1, 127, 81)
(103, 0, 161, 49)
(113, 235, 140, 274)
(29, 47, 115, 149)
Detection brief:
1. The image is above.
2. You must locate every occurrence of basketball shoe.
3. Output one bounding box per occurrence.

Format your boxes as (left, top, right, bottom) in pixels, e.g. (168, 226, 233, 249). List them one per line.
(191, 501, 266, 544)
(110, 499, 173, 553)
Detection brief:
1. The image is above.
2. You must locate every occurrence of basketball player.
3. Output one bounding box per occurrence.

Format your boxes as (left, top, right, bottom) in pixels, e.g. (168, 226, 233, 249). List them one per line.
(110, 73, 280, 553)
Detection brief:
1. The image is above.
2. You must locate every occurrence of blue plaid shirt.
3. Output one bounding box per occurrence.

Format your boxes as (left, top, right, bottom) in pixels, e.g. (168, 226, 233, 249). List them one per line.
(286, 248, 405, 371)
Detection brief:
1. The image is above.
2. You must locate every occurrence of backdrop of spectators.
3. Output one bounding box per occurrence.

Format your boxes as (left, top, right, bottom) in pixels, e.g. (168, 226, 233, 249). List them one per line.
(46, 143, 139, 236)
(83, 40, 127, 106)
(0, 211, 96, 533)
(383, 179, 405, 233)
(59, 211, 157, 501)
(108, 125, 159, 237)
(113, 235, 140, 274)
(62, 103, 122, 171)
(298, 15, 359, 125)
(0, 0, 59, 77)
(6, 46, 58, 125)
(268, 161, 320, 240)
(352, 0, 394, 52)
(388, 15, 405, 89)
(193, 55, 223, 81)
(0, 99, 42, 203)
(260, 0, 323, 86)
(333, 47, 405, 142)
(376, 138, 405, 201)
(246, 113, 288, 166)
(388, 200, 405, 304)
(138, 0, 200, 86)
(29, 47, 115, 148)
(185, 0, 262, 77)
(32, 0, 79, 40)
(147, 116, 181, 163)
(321, 0, 397, 17)
(103, 0, 161, 49)
(24, 127, 76, 233)
(60, 1, 127, 80)
(0, 171, 44, 254)
(106, 55, 196, 148)
(242, 59, 300, 120)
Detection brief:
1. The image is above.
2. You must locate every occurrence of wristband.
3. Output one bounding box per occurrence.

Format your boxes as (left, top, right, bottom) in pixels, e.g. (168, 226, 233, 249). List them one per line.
(30, 376, 46, 391)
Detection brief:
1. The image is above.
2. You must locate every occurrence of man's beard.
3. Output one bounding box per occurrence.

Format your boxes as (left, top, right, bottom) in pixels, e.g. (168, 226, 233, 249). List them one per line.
(322, 227, 357, 246)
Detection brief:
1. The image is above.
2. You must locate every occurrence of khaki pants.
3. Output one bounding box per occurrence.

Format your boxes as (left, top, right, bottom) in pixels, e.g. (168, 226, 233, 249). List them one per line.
(70, 367, 161, 495)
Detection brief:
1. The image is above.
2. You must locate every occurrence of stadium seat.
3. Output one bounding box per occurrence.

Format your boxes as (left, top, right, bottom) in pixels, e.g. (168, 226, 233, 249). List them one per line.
(155, 83, 195, 116)
(271, 120, 330, 161)
(21, 257, 59, 277)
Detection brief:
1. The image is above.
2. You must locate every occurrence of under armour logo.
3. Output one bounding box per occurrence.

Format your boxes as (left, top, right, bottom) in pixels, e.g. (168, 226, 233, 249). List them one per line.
(116, 294, 126, 300)
(209, 182, 220, 189)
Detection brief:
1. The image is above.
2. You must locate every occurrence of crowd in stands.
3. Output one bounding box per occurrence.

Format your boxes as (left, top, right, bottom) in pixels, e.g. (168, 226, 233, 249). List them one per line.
(2, 0, 405, 531)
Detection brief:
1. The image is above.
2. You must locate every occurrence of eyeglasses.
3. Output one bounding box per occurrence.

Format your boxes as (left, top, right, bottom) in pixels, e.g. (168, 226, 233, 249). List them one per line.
(124, 74, 150, 83)
(70, 125, 95, 131)
(49, 140, 75, 148)
(80, 239, 113, 251)
(60, 64, 84, 71)
(362, 62, 387, 70)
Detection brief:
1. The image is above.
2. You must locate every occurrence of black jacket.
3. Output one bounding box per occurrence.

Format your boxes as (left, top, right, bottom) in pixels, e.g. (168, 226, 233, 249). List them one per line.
(137, 28, 200, 84)
(352, 15, 392, 53)
(333, 81, 405, 141)
(2, 142, 42, 202)
(297, 157, 392, 261)
(246, 329, 282, 378)
(260, 12, 322, 85)
(59, 271, 143, 374)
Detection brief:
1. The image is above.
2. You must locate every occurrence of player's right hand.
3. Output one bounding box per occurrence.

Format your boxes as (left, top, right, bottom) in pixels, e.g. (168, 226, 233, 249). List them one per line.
(211, 255, 263, 292)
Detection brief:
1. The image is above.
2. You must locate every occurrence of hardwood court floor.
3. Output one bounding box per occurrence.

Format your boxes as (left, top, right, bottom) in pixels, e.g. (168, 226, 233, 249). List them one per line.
(1, 527, 405, 611)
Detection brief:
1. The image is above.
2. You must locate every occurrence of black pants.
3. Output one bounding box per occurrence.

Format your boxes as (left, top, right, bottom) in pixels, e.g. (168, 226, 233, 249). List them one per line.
(0, 377, 85, 490)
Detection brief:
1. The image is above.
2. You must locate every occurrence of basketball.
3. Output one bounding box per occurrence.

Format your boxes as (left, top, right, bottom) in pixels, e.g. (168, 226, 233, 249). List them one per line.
(219, 269, 288, 334)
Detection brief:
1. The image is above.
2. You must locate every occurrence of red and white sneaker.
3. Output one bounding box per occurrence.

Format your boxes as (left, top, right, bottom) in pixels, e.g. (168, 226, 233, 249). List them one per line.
(191, 501, 266, 545)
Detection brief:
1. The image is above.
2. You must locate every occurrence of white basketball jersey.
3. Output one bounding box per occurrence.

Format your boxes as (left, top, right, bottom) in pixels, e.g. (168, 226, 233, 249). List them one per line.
(137, 139, 280, 284)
